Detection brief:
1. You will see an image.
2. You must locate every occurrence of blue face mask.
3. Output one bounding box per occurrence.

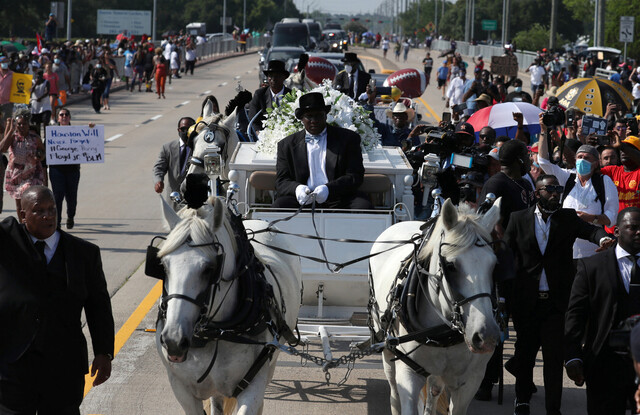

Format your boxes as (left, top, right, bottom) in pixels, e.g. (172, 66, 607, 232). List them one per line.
(575, 158, 592, 175)
(514, 86, 522, 93)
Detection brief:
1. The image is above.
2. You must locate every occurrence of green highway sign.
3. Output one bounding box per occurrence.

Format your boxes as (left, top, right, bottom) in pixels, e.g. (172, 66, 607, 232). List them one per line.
(482, 19, 498, 31)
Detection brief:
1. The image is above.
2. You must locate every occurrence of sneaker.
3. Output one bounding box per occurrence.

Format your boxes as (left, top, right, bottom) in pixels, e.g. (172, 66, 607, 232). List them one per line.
(514, 401, 530, 415)
(66, 218, 74, 229)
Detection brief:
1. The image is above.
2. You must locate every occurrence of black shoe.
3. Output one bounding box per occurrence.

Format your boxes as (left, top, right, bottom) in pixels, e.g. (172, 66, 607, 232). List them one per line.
(66, 218, 74, 229)
(474, 380, 493, 401)
(514, 401, 530, 415)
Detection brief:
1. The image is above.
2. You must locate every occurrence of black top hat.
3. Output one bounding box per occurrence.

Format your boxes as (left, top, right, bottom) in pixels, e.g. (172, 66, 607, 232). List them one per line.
(341, 52, 359, 63)
(263, 60, 290, 75)
(294, 92, 331, 119)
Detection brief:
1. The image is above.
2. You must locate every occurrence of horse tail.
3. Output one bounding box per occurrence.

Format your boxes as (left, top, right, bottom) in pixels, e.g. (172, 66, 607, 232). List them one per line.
(223, 397, 237, 414)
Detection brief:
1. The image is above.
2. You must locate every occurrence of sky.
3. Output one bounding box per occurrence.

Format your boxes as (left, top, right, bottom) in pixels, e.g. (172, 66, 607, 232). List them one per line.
(292, 0, 385, 15)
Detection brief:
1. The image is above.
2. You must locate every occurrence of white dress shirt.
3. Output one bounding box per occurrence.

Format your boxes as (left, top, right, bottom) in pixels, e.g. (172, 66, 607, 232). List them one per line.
(305, 127, 328, 191)
(534, 206, 551, 291)
(30, 230, 61, 264)
(616, 244, 640, 293)
(538, 156, 618, 258)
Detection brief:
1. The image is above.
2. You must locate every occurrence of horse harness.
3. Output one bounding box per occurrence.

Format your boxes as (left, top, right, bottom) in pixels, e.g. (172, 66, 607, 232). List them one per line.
(367, 217, 499, 378)
(148, 208, 299, 396)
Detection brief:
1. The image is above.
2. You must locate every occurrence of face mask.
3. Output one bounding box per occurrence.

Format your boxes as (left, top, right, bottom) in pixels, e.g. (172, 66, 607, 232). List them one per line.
(514, 86, 522, 93)
(0, 63, 7, 70)
(344, 64, 353, 74)
(95, 64, 101, 68)
(532, 161, 540, 168)
(575, 158, 592, 175)
(54, 59, 60, 64)
(179, 131, 188, 142)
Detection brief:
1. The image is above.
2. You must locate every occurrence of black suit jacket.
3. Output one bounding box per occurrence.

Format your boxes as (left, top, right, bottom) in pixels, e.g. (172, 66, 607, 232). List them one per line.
(565, 248, 622, 361)
(0, 217, 114, 372)
(504, 207, 609, 319)
(247, 85, 292, 131)
(333, 69, 371, 99)
(275, 125, 364, 202)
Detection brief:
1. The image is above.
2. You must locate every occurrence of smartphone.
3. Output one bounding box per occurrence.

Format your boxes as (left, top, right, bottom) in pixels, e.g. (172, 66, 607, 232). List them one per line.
(442, 112, 451, 123)
(368, 78, 376, 89)
(452, 103, 467, 114)
(596, 135, 610, 146)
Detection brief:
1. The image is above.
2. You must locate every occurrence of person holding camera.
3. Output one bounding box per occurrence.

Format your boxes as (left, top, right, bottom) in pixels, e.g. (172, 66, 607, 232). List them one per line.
(365, 87, 422, 149)
(537, 113, 619, 258)
(565, 207, 640, 415)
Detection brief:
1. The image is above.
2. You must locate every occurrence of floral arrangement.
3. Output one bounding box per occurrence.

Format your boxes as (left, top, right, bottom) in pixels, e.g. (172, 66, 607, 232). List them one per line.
(255, 79, 381, 157)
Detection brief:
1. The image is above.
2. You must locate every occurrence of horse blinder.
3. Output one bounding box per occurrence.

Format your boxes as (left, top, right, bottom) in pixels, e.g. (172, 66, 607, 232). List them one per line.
(145, 236, 167, 280)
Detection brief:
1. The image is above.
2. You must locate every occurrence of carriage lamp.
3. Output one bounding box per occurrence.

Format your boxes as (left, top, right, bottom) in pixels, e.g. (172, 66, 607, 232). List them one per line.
(204, 152, 222, 176)
(420, 153, 440, 188)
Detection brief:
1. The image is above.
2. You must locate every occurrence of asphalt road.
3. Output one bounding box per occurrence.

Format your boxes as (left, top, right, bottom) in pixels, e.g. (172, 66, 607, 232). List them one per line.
(1, 46, 592, 414)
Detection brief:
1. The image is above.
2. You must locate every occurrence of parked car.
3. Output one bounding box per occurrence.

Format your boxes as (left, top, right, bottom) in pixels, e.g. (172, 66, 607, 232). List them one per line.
(206, 33, 234, 42)
(323, 30, 348, 52)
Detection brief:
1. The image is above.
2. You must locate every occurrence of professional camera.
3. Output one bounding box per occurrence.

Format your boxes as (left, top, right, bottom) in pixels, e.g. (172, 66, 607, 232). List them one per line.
(542, 105, 565, 128)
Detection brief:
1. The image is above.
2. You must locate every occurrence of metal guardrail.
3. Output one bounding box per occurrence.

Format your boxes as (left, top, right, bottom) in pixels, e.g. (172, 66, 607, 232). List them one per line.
(430, 39, 537, 71)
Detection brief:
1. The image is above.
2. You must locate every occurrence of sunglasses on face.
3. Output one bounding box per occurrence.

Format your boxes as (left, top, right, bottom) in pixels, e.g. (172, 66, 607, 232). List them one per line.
(58, 113, 69, 117)
(540, 185, 564, 193)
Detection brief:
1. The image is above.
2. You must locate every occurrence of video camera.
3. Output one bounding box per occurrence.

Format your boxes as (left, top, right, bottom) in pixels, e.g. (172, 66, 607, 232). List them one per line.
(542, 104, 565, 128)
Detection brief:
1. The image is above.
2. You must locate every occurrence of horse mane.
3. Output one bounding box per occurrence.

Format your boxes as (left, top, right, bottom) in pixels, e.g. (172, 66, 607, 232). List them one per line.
(419, 204, 491, 261)
(158, 202, 219, 258)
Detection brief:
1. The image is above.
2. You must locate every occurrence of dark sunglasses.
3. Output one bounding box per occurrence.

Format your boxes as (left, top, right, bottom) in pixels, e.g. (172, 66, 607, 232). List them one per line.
(178, 127, 190, 132)
(540, 185, 564, 193)
(58, 112, 70, 117)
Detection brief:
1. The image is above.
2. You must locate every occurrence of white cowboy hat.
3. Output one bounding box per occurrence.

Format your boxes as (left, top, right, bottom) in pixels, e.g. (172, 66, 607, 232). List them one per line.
(385, 102, 415, 120)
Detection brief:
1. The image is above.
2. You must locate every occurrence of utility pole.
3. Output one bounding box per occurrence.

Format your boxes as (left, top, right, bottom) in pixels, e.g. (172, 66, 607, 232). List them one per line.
(501, 0, 510, 46)
(593, 0, 598, 46)
(66, 0, 71, 40)
(596, 0, 605, 46)
(549, 0, 558, 49)
(435, 0, 438, 35)
(243, 0, 246, 29)
(470, 0, 475, 41)
(152, 0, 157, 43)
(222, 0, 227, 35)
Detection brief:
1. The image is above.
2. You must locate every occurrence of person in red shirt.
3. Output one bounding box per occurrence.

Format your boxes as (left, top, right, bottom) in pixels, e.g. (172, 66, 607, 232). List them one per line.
(601, 135, 640, 215)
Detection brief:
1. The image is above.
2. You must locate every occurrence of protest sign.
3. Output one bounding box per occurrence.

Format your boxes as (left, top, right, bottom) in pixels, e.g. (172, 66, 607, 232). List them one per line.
(9, 73, 32, 104)
(580, 115, 607, 136)
(44, 125, 105, 165)
(490, 56, 519, 77)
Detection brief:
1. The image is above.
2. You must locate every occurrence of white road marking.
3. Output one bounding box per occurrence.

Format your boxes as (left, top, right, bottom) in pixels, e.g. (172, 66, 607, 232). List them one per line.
(150, 114, 163, 120)
(218, 82, 228, 87)
(106, 134, 123, 142)
(234, 75, 241, 80)
(204, 90, 212, 94)
(176, 100, 190, 108)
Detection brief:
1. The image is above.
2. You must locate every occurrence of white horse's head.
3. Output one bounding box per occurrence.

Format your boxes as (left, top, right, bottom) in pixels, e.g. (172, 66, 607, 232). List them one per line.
(157, 196, 236, 362)
(421, 198, 502, 353)
(187, 99, 239, 181)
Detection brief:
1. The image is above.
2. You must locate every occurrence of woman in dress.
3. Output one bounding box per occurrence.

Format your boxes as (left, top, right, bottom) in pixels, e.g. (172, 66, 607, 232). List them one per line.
(0, 115, 46, 215)
(151, 47, 167, 99)
(43, 62, 59, 114)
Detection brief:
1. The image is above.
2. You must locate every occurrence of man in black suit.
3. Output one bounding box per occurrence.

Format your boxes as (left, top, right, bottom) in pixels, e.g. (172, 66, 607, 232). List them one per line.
(565, 207, 640, 415)
(153, 116, 196, 210)
(505, 174, 613, 415)
(273, 92, 372, 210)
(332, 52, 371, 100)
(0, 186, 114, 414)
(248, 60, 291, 132)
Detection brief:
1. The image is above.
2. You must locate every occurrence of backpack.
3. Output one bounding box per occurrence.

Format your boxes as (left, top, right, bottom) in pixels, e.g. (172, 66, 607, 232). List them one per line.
(561, 172, 606, 214)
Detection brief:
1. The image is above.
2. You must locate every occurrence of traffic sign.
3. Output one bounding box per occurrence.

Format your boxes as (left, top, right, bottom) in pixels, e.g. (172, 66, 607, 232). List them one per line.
(620, 16, 634, 43)
(426, 22, 435, 32)
(482, 19, 497, 31)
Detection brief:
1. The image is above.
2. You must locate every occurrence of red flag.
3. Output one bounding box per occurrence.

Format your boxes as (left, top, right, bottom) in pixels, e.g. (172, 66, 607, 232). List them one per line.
(36, 33, 43, 54)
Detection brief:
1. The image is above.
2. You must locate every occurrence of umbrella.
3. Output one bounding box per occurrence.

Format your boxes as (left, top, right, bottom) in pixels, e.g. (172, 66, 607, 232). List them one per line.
(0, 41, 27, 51)
(467, 102, 542, 140)
(555, 77, 633, 116)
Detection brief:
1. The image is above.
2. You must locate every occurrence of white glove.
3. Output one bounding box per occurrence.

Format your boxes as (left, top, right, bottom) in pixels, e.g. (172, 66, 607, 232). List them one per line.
(313, 185, 329, 204)
(295, 185, 311, 205)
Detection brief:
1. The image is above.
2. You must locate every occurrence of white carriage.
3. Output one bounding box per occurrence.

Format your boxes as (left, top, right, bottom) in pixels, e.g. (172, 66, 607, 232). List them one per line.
(226, 143, 414, 324)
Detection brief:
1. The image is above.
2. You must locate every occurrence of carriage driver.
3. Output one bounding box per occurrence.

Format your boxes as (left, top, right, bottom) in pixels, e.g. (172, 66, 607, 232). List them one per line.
(273, 92, 374, 210)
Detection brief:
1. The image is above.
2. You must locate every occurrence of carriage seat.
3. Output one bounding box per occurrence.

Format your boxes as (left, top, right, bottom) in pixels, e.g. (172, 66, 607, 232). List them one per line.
(248, 171, 393, 208)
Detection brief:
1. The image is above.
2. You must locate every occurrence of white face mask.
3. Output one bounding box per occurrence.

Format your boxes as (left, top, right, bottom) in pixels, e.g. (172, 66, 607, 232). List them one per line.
(0, 63, 7, 70)
(344, 64, 353, 74)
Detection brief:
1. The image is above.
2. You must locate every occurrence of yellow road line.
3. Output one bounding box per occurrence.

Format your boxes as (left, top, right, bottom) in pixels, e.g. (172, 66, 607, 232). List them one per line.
(83, 280, 163, 397)
(359, 55, 385, 73)
(418, 97, 441, 123)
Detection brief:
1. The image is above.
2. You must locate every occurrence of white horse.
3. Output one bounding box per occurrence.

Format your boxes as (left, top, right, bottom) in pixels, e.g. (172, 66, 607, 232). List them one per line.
(369, 199, 502, 415)
(187, 99, 240, 185)
(156, 196, 302, 414)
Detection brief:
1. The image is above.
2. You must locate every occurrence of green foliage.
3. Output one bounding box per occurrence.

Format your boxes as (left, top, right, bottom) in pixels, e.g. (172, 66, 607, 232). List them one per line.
(344, 21, 369, 34)
(0, 0, 301, 40)
(513, 23, 567, 51)
(604, 0, 640, 58)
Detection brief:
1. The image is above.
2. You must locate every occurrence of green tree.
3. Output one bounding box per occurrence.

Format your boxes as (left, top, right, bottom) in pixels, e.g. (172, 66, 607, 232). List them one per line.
(604, 0, 640, 59)
(512, 23, 568, 51)
(343, 21, 368, 35)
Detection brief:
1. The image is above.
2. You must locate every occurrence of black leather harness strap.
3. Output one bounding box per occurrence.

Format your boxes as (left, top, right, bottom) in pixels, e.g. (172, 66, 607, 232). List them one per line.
(388, 346, 430, 378)
(232, 343, 278, 398)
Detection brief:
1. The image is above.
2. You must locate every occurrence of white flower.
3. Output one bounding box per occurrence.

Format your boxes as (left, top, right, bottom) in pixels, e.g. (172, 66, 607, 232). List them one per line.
(256, 79, 381, 157)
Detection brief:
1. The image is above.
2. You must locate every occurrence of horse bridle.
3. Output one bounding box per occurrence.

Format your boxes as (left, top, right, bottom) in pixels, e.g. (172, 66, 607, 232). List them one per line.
(159, 237, 229, 321)
(188, 121, 232, 170)
(417, 231, 496, 335)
